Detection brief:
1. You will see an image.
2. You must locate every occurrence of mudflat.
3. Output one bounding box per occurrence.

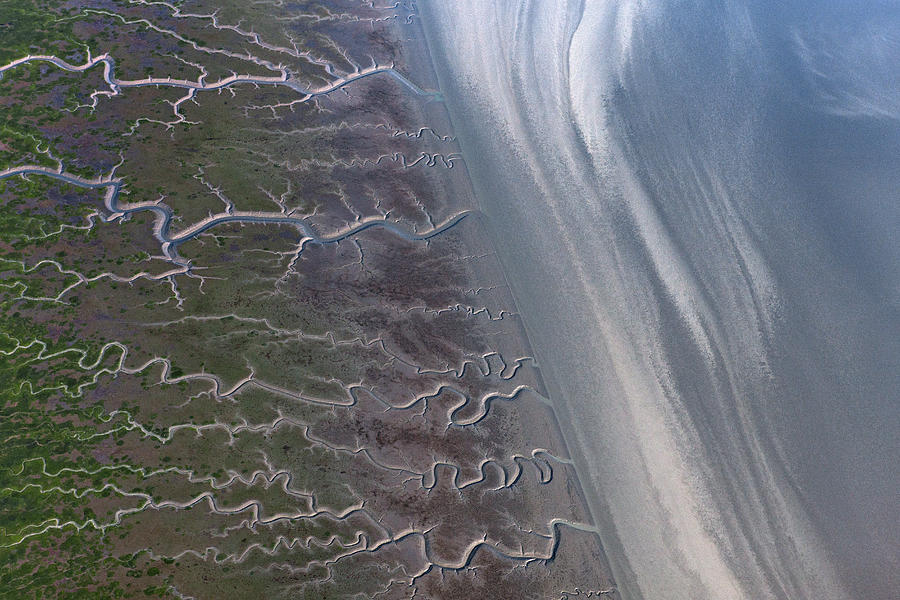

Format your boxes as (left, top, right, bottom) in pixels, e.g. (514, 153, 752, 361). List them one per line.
(0, 1, 615, 598)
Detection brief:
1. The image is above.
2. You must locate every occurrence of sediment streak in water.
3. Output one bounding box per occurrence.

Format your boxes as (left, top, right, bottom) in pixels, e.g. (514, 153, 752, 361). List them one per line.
(422, 1, 900, 599)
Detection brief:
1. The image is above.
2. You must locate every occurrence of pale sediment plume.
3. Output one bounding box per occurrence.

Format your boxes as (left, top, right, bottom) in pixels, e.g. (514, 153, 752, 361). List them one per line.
(422, 1, 899, 599)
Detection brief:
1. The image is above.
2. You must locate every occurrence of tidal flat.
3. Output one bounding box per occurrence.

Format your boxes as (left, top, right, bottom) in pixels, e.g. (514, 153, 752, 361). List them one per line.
(0, 1, 615, 598)
(423, 2, 899, 600)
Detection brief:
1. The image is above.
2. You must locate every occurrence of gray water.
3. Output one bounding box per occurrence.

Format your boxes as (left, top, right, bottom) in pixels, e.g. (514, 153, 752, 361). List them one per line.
(421, 1, 899, 599)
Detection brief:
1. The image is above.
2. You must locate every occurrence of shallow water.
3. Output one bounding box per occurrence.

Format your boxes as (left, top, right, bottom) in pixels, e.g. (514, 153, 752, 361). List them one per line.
(422, 1, 900, 598)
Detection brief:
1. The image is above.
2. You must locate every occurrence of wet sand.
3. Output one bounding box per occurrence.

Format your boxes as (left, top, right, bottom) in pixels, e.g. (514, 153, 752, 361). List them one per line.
(420, 1, 899, 599)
